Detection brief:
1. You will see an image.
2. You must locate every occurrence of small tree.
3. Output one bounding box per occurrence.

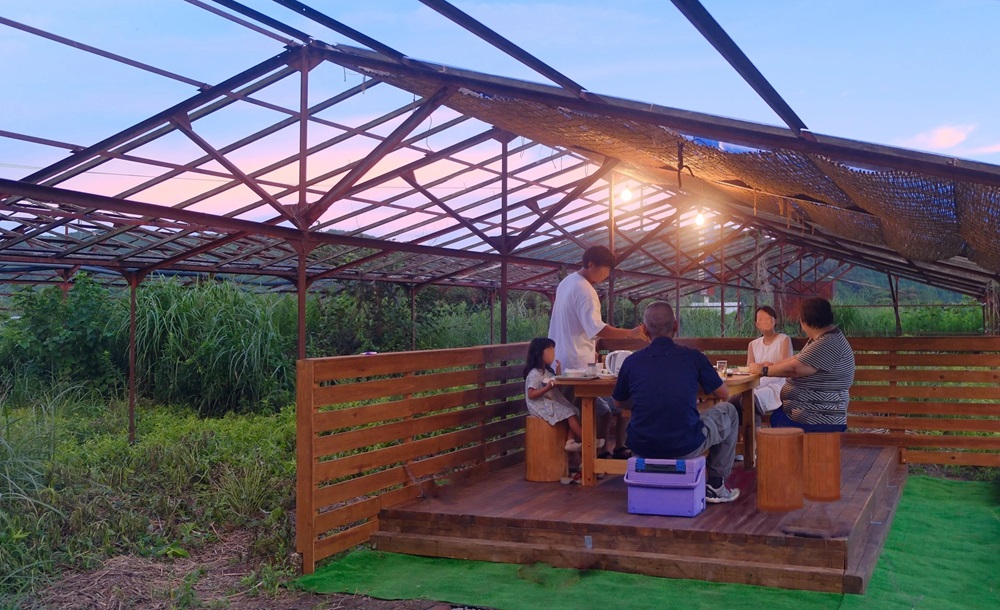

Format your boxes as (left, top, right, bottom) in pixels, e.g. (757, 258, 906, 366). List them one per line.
(0, 274, 124, 395)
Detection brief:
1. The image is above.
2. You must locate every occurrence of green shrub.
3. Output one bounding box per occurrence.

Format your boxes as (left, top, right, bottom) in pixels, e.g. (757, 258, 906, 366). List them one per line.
(832, 305, 896, 336)
(307, 282, 452, 355)
(676, 307, 724, 337)
(426, 301, 491, 347)
(498, 295, 552, 343)
(404, 293, 550, 348)
(0, 274, 125, 395)
(900, 303, 983, 334)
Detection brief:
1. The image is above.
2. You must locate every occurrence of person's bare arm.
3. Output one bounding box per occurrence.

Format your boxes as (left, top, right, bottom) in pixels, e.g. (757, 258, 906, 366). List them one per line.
(711, 383, 730, 401)
(747, 343, 756, 366)
(596, 324, 647, 341)
(526, 378, 557, 400)
(748, 355, 817, 378)
(778, 335, 793, 361)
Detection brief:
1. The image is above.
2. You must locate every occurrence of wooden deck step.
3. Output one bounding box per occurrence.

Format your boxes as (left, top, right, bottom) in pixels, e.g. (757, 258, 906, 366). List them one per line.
(376, 510, 846, 569)
(843, 449, 907, 593)
(371, 531, 847, 593)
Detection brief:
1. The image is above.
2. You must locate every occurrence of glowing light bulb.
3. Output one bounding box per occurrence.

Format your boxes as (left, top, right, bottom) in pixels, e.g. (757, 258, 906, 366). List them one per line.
(695, 213, 705, 225)
(619, 188, 633, 201)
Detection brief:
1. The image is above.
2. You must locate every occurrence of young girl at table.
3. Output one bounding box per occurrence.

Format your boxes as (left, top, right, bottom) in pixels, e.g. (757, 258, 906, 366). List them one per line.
(523, 337, 584, 452)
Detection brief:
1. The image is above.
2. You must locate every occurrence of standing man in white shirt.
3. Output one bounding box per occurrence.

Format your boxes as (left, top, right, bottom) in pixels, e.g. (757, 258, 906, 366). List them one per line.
(548, 245, 647, 453)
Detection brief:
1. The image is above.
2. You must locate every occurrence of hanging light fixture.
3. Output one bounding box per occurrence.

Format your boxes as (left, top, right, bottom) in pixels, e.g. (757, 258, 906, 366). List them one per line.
(620, 188, 633, 201)
(695, 211, 705, 225)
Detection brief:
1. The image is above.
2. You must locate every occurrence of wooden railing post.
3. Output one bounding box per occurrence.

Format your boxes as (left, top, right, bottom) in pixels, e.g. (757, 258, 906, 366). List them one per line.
(403, 370, 415, 470)
(295, 358, 316, 574)
(887, 349, 902, 439)
(478, 358, 488, 454)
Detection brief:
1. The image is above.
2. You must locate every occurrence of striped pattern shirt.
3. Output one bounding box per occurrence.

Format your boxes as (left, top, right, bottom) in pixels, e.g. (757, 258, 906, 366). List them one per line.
(780, 327, 855, 426)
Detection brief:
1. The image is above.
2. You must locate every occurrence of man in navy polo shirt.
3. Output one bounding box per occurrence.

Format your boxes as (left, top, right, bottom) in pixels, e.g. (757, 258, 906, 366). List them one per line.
(612, 301, 740, 503)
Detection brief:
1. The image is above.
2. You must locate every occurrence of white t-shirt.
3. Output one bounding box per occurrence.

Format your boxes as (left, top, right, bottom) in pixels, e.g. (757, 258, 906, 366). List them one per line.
(548, 271, 607, 371)
(748, 333, 793, 412)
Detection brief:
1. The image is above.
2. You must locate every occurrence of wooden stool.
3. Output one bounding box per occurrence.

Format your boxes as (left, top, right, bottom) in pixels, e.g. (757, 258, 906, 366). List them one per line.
(803, 432, 841, 501)
(525, 416, 568, 482)
(756, 427, 804, 511)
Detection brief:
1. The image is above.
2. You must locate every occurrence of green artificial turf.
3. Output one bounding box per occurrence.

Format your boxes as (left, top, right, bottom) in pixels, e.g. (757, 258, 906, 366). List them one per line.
(297, 476, 1000, 609)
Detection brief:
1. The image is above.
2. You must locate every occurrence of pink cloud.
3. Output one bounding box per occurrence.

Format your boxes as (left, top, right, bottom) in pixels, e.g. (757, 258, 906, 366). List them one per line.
(901, 124, 975, 151)
(967, 142, 1000, 155)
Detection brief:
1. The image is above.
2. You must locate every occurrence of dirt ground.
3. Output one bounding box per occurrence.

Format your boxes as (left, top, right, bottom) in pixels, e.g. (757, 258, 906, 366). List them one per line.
(28, 531, 486, 610)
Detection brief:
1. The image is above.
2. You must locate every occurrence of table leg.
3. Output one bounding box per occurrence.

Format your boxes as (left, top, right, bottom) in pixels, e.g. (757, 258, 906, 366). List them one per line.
(580, 397, 596, 486)
(743, 394, 756, 471)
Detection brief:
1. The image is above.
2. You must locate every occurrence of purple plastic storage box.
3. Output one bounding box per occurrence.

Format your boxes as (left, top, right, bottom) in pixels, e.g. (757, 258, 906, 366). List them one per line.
(624, 456, 706, 517)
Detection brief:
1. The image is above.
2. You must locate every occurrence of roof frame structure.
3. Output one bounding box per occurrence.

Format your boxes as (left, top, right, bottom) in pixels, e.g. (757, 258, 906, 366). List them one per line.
(2, 0, 999, 309)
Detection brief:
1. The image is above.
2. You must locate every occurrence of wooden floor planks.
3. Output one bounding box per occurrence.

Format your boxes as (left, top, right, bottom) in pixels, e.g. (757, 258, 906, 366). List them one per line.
(373, 445, 905, 593)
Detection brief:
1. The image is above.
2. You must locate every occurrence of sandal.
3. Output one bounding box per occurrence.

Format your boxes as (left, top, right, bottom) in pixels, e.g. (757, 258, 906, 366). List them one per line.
(597, 450, 612, 459)
(612, 446, 633, 459)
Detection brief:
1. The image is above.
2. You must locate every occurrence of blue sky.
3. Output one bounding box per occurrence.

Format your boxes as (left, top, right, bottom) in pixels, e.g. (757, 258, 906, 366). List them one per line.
(3, 0, 1000, 181)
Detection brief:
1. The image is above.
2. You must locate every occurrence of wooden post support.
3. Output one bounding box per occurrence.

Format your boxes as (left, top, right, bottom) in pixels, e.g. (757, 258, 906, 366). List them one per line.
(803, 432, 841, 501)
(525, 416, 568, 482)
(756, 427, 804, 512)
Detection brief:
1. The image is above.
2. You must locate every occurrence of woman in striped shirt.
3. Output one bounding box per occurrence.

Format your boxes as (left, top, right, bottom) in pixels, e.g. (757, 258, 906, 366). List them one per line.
(747, 298, 855, 432)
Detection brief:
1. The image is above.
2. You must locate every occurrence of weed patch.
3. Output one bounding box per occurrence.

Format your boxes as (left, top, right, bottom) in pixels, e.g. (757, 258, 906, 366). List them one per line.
(0, 391, 298, 603)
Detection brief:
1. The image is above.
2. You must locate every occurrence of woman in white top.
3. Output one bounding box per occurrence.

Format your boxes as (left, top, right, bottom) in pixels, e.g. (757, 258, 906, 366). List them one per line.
(747, 306, 793, 420)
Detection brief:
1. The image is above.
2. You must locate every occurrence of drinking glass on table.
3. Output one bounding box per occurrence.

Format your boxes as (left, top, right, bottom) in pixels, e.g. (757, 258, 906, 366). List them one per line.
(716, 360, 728, 377)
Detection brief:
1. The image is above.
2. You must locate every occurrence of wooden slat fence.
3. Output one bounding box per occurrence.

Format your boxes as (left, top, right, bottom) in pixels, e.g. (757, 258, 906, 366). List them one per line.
(297, 336, 1000, 573)
(296, 343, 528, 574)
(599, 336, 1000, 468)
(843, 337, 1000, 467)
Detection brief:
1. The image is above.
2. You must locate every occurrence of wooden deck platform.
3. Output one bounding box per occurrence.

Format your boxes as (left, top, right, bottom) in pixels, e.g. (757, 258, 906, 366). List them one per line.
(372, 445, 906, 594)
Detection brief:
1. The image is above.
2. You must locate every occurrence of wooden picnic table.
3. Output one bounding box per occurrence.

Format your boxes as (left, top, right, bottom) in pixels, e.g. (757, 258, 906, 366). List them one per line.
(556, 374, 760, 486)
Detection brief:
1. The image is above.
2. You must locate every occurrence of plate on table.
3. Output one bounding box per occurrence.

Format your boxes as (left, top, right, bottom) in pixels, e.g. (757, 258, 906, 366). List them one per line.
(556, 372, 597, 380)
(597, 372, 617, 380)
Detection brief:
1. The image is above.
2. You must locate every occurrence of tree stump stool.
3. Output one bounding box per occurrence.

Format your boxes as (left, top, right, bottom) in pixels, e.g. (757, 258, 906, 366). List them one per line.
(803, 432, 841, 501)
(525, 416, 568, 482)
(756, 427, 804, 511)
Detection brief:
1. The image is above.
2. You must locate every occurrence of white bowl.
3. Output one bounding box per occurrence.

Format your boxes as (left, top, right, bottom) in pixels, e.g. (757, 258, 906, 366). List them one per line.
(564, 369, 587, 378)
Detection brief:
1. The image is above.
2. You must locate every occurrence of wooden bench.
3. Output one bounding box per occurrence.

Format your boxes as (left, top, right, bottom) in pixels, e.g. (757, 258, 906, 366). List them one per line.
(524, 415, 568, 482)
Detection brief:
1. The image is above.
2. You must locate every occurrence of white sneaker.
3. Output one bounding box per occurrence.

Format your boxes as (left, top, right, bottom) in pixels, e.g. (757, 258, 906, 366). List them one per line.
(560, 472, 582, 485)
(564, 440, 582, 452)
(706, 483, 740, 504)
